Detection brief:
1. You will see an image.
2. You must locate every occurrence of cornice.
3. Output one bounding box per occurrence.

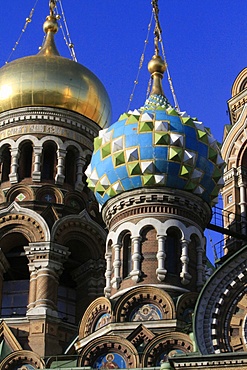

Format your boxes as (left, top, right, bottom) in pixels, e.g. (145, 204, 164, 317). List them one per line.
(102, 188, 211, 230)
(0, 106, 100, 149)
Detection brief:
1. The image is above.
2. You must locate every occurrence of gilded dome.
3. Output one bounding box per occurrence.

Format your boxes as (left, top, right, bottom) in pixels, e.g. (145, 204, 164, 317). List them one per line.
(0, 15, 111, 128)
(86, 56, 225, 206)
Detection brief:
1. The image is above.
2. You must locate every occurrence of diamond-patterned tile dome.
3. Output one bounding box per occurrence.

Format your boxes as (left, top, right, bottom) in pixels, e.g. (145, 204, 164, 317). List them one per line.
(86, 94, 224, 207)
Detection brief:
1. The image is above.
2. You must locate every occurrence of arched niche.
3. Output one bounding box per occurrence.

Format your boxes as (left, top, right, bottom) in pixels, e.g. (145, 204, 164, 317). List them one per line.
(41, 141, 57, 181)
(64, 145, 78, 186)
(0, 144, 11, 183)
(18, 140, 33, 181)
(165, 226, 182, 275)
(0, 232, 30, 318)
(52, 211, 106, 325)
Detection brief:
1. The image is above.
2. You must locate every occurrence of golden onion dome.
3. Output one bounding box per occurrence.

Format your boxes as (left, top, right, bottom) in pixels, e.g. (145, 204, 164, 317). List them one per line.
(0, 13, 111, 128)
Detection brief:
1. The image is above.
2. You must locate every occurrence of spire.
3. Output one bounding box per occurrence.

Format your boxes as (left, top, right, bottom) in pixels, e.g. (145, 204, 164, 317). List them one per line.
(148, 0, 166, 96)
(38, 0, 60, 56)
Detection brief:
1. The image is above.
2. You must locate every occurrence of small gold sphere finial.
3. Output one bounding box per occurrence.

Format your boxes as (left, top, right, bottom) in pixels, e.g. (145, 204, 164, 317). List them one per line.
(148, 55, 166, 75)
(148, 55, 166, 96)
(43, 15, 59, 34)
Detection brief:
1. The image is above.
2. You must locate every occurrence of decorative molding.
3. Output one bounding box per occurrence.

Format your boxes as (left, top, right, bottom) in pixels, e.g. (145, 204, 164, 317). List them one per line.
(0, 106, 99, 142)
(52, 209, 106, 245)
(102, 188, 211, 230)
(194, 244, 247, 354)
(77, 334, 139, 368)
(0, 349, 45, 369)
(0, 201, 49, 241)
(142, 331, 193, 367)
(114, 286, 175, 322)
(78, 296, 112, 339)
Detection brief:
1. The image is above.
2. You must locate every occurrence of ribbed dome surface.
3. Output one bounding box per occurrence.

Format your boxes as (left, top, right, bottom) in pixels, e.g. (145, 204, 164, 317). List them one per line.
(87, 94, 225, 206)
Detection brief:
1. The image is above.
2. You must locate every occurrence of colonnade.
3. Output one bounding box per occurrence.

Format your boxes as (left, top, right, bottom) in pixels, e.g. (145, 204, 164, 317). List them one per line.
(0, 138, 89, 191)
(105, 221, 205, 296)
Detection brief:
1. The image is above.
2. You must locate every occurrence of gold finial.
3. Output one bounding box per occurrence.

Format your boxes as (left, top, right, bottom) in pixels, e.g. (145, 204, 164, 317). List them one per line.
(49, 0, 56, 16)
(152, 0, 162, 56)
(38, 0, 59, 56)
(148, 55, 166, 95)
(148, 0, 166, 96)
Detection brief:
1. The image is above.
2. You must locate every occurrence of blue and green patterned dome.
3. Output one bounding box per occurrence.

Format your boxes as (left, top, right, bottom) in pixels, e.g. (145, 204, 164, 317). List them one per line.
(86, 92, 224, 207)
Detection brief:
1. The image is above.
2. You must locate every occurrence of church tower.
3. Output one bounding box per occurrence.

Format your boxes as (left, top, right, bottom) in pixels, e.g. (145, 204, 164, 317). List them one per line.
(0, 1, 111, 362)
(79, 1, 224, 368)
(221, 67, 247, 255)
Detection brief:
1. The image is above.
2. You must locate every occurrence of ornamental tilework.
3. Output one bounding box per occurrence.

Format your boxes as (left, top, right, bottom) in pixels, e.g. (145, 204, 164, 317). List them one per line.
(86, 94, 225, 206)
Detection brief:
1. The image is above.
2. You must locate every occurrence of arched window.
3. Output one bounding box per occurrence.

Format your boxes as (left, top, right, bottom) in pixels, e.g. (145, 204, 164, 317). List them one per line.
(64, 147, 77, 186)
(241, 148, 247, 169)
(42, 142, 57, 180)
(0, 233, 29, 318)
(59, 237, 102, 325)
(122, 233, 132, 278)
(19, 141, 33, 180)
(0, 145, 11, 183)
(140, 226, 157, 278)
(165, 228, 181, 275)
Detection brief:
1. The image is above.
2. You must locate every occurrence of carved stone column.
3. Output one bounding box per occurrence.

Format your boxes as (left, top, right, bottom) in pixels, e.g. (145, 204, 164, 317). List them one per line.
(111, 244, 122, 289)
(28, 269, 37, 311)
(55, 148, 66, 185)
(130, 236, 142, 283)
(9, 148, 20, 183)
(25, 242, 69, 317)
(104, 251, 112, 298)
(196, 238, 205, 289)
(32, 146, 42, 182)
(156, 235, 167, 281)
(180, 239, 192, 285)
(238, 168, 247, 235)
(75, 156, 86, 191)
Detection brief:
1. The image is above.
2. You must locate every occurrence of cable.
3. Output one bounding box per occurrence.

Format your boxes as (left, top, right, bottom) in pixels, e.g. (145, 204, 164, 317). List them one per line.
(5, 0, 39, 64)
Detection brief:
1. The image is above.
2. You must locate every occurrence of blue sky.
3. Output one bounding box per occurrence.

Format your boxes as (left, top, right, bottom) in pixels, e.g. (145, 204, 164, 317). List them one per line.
(1, 0, 247, 261)
(1, 0, 247, 140)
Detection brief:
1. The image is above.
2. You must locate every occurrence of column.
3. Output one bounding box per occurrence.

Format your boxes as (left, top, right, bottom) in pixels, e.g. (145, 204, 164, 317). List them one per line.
(0, 251, 9, 310)
(180, 239, 192, 285)
(75, 156, 86, 191)
(0, 154, 3, 183)
(239, 173, 247, 235)
(130, 236, 142, 283)
(9, 148, 20, 183)
(156, 235, 167, 281)
(32, 146, 42, 182)
(196, 238, 205, 289)
(55, 148, 66, 185)
(25, 242, 70, 317)
(27, 269, 37, 311)
(111, 244, 121, 289)
(104, 251, 112, 298)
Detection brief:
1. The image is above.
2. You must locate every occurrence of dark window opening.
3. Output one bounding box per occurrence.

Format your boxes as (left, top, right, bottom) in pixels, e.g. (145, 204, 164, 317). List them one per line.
(42, 142, 57, 180)
(19, 142, 33, 180)
(165, 229, 181, 275)
(65, 148, 77, 186)
(123, 233, 132, 278)
(1, 233, 29, 318)
(1, 146, 11, 182)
